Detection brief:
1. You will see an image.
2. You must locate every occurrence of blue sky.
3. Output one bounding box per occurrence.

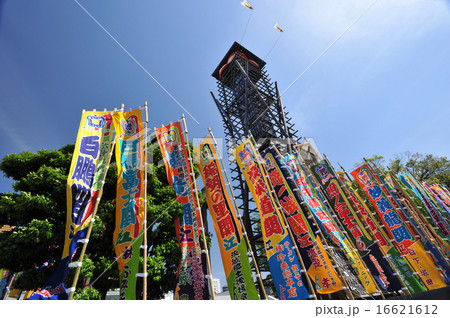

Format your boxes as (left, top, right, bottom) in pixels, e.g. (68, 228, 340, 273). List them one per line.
(1, 0, 450, 291)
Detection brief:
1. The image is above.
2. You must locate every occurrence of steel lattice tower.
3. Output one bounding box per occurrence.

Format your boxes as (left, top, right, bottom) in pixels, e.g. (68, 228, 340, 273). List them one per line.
(211, 42, 299, 294)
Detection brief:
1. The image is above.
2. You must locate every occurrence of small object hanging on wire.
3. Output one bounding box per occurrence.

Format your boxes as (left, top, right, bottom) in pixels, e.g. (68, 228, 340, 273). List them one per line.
(241, 1, 253, 10)
(274, 23, 284, 32)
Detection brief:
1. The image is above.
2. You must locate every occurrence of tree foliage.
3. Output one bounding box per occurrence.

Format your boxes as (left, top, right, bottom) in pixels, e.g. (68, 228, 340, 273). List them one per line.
(389, 152, 450, 188)
(0, 143, 185, 299)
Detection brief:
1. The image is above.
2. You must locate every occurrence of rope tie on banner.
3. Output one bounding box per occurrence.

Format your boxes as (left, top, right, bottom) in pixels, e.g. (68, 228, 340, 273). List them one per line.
(140, 245, 148, 250)
(136, 273, 148, 278)
(201, 250, 208, 254)
(69, 262, 82, 268)
(66, 287, 76, 293)
(246, 251, 253, 256)
(77, 239, 89, 244)
(251, 273, 261, 278)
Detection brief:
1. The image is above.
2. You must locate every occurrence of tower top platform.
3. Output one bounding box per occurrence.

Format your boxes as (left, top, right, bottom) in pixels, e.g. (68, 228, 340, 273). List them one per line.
(212, 42, 266, 82)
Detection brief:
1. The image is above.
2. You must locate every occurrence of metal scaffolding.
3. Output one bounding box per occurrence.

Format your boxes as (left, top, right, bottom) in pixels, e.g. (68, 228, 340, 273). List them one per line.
(211, 42, 299, 295)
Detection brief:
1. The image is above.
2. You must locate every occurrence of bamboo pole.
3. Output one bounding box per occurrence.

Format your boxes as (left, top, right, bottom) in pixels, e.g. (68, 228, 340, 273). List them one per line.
(181, 114, 215, 300)
(142, 102, 149, 300)
(246, 134, 317, 299)
(208, 128, 267, 299)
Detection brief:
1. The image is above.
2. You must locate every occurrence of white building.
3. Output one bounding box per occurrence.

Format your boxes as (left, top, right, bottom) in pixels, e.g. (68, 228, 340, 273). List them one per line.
(212, 278, 221, 294)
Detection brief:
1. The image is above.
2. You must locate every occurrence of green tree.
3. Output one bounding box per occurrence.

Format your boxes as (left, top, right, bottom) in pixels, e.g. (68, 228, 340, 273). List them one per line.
(0, 143, 184, 299)
(354, 154, 385, 171)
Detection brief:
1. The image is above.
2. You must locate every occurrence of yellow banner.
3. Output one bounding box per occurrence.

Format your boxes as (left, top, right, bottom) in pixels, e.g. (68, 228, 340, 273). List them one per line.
(404, 241, 447, 290)
(196, 137, 259, 299)
(64, 111, 114, 260)
(196, 137, 242, 275)
(311, 237, 343, 294)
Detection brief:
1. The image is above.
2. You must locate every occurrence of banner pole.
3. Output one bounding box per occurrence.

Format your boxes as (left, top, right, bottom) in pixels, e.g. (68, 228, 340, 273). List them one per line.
(68, 133, 116, 300)
(181, 114, 216, 300)
(208, 128, 268, 299)
(247, 133, 317, 299)
(142, 101, 149, 300)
